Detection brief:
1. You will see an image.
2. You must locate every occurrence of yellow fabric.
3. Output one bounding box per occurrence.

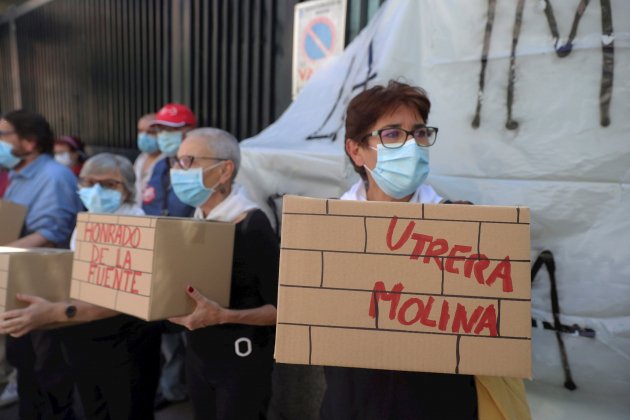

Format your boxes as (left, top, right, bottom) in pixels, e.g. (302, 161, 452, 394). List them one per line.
(475, 376, 532, 420)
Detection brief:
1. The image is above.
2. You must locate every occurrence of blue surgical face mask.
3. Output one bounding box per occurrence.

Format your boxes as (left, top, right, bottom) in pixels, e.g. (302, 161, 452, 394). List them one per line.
(170, 162, 222, 207)
(0, 140, 21, 169)
(365, 140, 430, 199)
(78, 184, 123, 213)
(137, 132, 159, 154)
(157, 131, 183, 157)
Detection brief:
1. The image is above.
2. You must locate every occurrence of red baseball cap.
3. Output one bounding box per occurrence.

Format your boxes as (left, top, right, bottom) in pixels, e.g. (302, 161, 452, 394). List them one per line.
(153, 103, 197, 128)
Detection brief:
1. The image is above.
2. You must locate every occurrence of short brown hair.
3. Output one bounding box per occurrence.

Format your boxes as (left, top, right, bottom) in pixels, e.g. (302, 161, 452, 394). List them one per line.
(345, 80, 431, 179)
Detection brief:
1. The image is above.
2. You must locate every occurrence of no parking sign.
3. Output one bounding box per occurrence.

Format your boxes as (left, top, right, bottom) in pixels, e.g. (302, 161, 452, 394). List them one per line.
(292, 0, 347, 98)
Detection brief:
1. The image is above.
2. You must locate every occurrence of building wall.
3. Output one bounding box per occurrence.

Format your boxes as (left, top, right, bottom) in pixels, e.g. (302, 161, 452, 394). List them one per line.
(0, 0, 382, 148)
(0, 23, 14, 112)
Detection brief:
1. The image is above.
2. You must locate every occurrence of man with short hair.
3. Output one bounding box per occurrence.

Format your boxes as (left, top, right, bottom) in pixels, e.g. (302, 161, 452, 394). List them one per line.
(142, 103, 195, 218)
(0, 109, 81, 418)
(1, 110, 81, 248)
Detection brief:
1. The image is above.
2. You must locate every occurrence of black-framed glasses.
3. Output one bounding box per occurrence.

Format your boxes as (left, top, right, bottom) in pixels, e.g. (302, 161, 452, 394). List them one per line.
(78, 177, 123, 190)
(169, 155, 227, 170)
(364, 126, 438, 149)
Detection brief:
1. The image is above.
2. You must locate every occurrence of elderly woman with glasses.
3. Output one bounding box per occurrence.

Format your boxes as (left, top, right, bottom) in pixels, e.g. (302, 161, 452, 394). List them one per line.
(165, 127, 279, 420)
(319, 81, 478, 419)
(0, 153, 161, 419)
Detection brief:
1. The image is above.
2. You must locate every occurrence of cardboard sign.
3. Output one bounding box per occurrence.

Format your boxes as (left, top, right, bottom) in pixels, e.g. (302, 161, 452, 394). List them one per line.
(0, 247, 73, 313)
(70, 212, 235, 321)
(275, 196, 531, 378)
(0, 200, 27, 245)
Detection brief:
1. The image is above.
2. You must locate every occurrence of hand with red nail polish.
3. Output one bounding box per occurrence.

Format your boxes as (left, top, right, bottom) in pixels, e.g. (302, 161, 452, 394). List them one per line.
(168, 284, 227, 330)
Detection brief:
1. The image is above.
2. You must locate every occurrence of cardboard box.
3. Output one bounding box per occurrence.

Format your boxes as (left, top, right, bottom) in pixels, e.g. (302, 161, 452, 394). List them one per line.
(0, 247, 74, 313)
(275, 196, 532, 378)
(70, 212, 235, 321)
(0, 200, 27, 245)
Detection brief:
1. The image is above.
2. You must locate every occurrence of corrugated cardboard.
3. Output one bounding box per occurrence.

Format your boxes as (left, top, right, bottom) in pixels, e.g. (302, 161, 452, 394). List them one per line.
(0, 200, 27, 245)
(275, 196, 532, 378)
(70, 212, 235, 321)
(0, 247, 74, 313)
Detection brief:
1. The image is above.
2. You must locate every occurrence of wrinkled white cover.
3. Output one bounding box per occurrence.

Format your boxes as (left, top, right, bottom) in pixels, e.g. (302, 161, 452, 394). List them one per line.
(237, 0, 630, 416)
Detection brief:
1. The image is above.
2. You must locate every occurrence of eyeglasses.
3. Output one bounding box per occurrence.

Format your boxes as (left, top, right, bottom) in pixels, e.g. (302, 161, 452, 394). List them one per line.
(364, 126, 438, 149)
(0, 130, 16, 137)
(169, 155, 227, 170)
(78, 177, 123, 190)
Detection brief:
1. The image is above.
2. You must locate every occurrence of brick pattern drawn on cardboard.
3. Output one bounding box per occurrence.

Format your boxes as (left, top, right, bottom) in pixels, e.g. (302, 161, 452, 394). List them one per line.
(71, 213, 157, 318)
(0, 200, 27, 245)
(275, 196, 532, 378)
(0, 255, 8, 313)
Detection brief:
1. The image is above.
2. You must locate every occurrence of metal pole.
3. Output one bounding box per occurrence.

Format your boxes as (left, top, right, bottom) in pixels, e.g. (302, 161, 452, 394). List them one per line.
(9, 16, 21, 109)
(170, 0, 191, 105)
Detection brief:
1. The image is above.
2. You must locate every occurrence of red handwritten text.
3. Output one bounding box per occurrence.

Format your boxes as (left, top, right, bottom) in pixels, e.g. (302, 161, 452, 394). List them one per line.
(87, 244, 141, 294)
(83, 222, 142, 248)
(368, 281, 498, 336)
(386, 217, 513, 292)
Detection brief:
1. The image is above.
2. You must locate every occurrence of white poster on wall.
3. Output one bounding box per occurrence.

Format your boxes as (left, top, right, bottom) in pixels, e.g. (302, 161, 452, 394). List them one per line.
(292, 0, 347, 98)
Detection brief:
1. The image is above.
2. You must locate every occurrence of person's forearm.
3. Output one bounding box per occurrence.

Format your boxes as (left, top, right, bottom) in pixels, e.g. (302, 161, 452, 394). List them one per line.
(49, 299, 120, 325)
(8, 232, 54, 248)
(220, 304, 276, 326)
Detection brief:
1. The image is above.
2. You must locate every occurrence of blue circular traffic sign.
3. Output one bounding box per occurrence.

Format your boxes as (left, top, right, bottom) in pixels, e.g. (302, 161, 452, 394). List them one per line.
(303, 17, 336, 61)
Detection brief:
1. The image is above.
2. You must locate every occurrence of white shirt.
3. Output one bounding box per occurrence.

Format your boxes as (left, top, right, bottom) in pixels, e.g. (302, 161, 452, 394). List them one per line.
(193, 183, 259, 222)
(340, 179, 443, 204)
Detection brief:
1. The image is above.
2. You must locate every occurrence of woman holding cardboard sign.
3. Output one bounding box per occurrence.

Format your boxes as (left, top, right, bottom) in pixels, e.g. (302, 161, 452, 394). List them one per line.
(164, 127, 278, 420)
(0, 153, 161, 419)
(317, 81, 481, 419)
(321, 81, 531, 419)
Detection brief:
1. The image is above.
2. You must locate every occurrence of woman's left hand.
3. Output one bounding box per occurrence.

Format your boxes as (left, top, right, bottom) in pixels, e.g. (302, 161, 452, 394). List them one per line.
(169, 286, 227, 331)
(0, 294, 58, 337)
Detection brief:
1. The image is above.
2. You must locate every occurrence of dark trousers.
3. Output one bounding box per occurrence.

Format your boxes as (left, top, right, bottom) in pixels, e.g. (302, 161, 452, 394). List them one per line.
(6, 331, 76, 420)
(72, 349, 159, 420)
(186, 342, 273, 420)
(61, 318, 161, 420)
(321, 367, 478, 420)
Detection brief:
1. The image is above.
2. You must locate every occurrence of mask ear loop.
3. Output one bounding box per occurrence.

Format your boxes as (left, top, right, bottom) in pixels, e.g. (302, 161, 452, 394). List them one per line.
(202, 160, 228, 194)
(361, 141, 380, 192)
(362, 164, 379, 194)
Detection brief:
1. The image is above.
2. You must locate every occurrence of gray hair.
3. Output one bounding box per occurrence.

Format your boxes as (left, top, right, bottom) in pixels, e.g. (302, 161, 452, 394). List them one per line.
(187, 127, 240, 179)
(80, 153, 137, 204)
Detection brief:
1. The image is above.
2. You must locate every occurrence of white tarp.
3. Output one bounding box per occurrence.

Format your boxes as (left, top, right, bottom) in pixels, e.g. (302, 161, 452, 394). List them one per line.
(237, 0, 630, 417)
